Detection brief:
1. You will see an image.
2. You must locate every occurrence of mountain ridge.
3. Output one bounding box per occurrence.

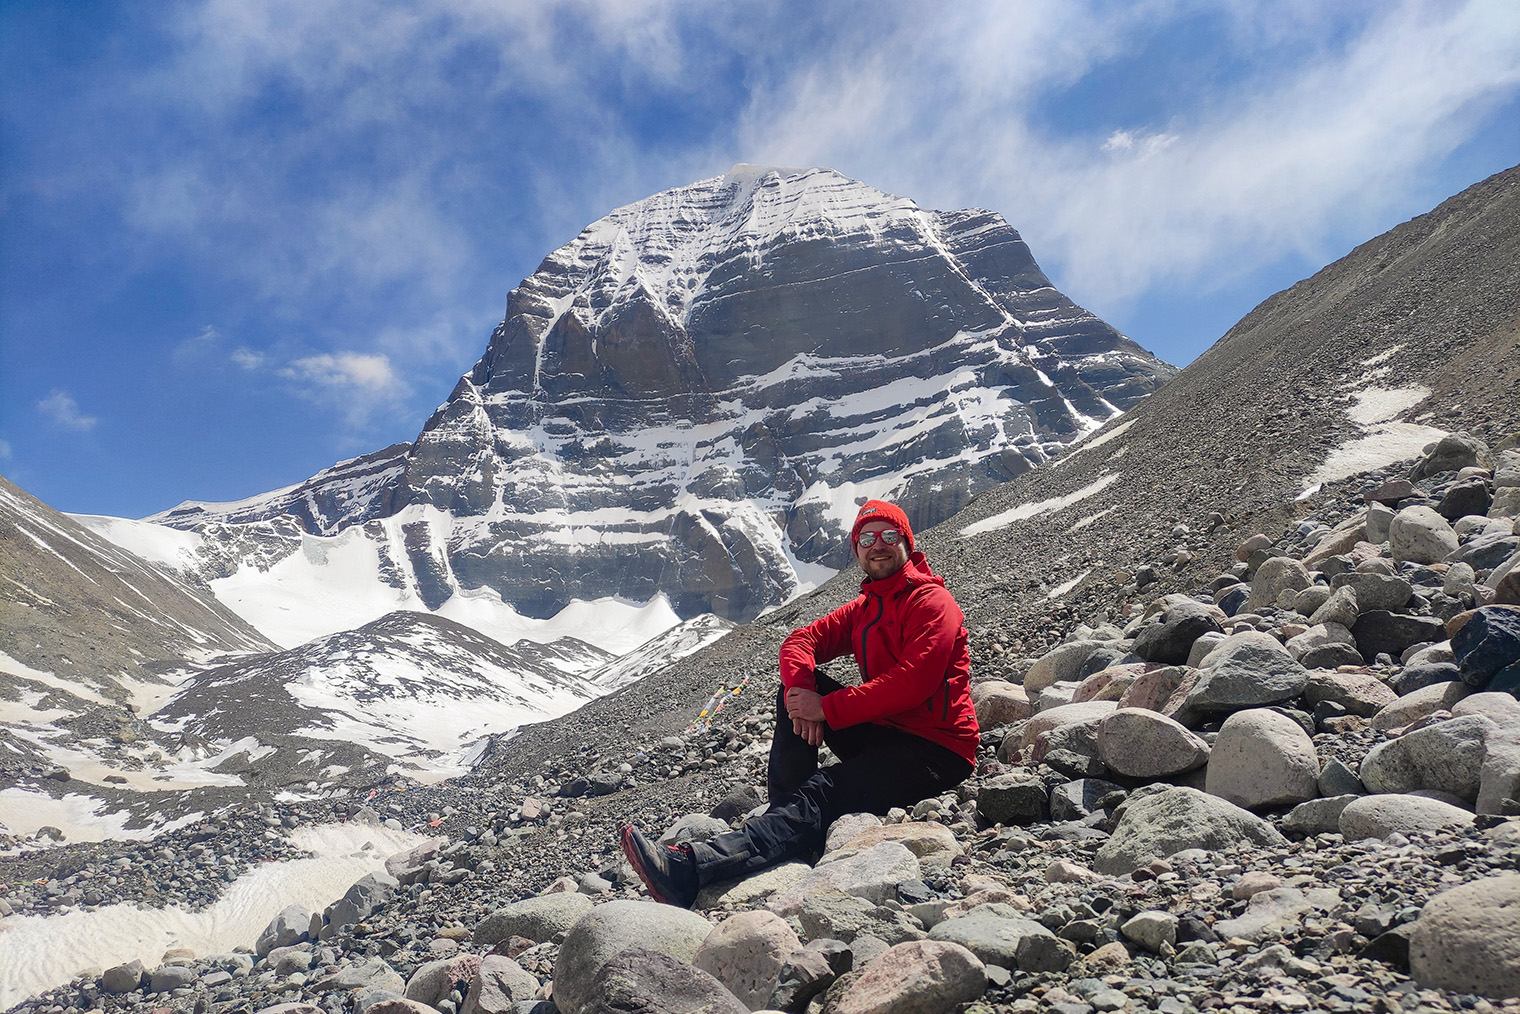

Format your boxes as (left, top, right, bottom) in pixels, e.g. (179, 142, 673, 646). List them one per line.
(141, 165, 1176, 626)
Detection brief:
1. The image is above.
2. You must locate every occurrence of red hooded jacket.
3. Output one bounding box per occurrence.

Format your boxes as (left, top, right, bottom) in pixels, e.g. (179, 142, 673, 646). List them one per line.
(779, 552, 979, 766)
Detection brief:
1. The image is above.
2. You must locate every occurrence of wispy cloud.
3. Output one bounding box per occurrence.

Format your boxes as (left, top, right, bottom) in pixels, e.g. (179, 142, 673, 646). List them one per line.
(732, 0, 1520, 305)
(0, 438, 12, 460)
(172, 324, 223, 364)
(231, 347, 265, 370)
(37, 389, 99, 432)
(280, 352, 410, 428)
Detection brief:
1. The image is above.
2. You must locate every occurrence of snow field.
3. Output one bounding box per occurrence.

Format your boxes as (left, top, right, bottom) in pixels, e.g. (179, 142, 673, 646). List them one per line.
(0, 823, 423, 1011)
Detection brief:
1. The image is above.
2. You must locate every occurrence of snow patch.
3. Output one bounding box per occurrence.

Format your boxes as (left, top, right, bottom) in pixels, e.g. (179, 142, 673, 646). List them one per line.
(0, 789, 204, 843)
(1344, 385, 1430, 425)
(959, 474, 1122, 537)
(1305, 423, 1446, 487)
(1047, 570, 1092, 599)
(1303, 384, 1440, 489)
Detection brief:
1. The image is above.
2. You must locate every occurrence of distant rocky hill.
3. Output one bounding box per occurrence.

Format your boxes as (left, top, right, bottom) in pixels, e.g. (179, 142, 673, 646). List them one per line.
(149, 165, 1174, 624)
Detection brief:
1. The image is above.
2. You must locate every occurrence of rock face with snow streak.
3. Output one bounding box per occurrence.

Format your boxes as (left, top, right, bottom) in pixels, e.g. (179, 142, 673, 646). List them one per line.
(153, 166, 1174, 621)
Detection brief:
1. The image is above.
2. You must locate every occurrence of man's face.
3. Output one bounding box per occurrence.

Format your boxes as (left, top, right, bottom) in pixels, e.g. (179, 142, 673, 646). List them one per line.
(855, 520, 910, 581)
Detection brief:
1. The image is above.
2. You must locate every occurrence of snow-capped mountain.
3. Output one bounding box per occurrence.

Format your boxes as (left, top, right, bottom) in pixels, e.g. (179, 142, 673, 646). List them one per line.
(148, 165, 1176, 625)
(153, 611, 616, 783)
(73, 509, 693, 653)
(583, 613, 736, 693)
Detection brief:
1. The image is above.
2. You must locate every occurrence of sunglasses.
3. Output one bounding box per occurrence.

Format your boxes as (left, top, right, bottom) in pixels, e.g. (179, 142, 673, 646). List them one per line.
(856, 529, 905, 548)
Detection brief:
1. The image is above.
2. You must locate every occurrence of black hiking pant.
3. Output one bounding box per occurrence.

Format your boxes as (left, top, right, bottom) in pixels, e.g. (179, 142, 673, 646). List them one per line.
(686, 673, 973, 885)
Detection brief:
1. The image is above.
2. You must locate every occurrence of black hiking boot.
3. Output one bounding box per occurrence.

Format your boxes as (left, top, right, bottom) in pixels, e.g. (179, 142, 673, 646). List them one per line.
(620, 825, 699, 907)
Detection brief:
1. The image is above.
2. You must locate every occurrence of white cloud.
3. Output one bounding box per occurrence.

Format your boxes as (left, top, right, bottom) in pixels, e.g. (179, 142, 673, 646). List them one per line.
(281, 352, 410, 429)
(0, 439, 12, 460)
(231, 347, 265, 370)
(732, 0, 1520, 306)
(37, 389, 99, 432)
(283, 352, 403, 393)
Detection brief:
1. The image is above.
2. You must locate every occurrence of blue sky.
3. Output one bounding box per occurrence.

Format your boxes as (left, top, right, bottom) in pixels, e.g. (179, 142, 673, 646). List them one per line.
(3, 0, 1518, 519)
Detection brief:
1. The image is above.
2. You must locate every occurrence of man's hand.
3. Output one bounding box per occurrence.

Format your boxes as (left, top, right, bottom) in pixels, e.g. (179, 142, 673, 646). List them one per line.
(792, 717, 825, 747)
(785, 687, 825, 722)
(785, 688, 826, 746)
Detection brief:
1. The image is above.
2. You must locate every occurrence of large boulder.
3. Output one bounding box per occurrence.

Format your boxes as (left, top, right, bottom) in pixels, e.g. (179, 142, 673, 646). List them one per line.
(1302, 670, 1398, 716)
(773, 889, 927, 946)
(834, 822, 962, 868)
(256, 904, 313, 957)
(1132, 601, 1225, 664)
(928, 912, 1072, 971)
(1478, 726, 1520, 816)
(1409, 873, 1520, 998)
(970, 680, 1032, 727)
(473, 892, 594, 945)
(1025, 640, 1110, 694)
(1452, 606, 1520, 687)
(1019, 700, 1118, 755)
(1351, 611, 1450, 661)
(1389, 506, 1460, 564)
(460, 955, 539, 1014)
(1285, 622, 1356, 663)
(692, 910, 801, 1012)
(778, 842, 921, 906)
(324, 872, 399, 935)
(828, 940, 986, 1014)
(1359, 715, 1496, 801)
(1247, 558, 1312, 613)
(1093, 787, 1286, 875)
(1204, 709, 1319, 810)
(405, 955, 483, 1009)
(1411, 431, 1490, 480)
(1116, 666, 1188, 712)
(1177, 632, 1309, 715)
(1328, 572, 1413, 612)
(101, 961, 145, 994)
(1371, 680, 1474, 731)
(552, 900, 713, 1014)
(1339, 794, 1476, 840)
(1095, 708, 1209, 778)
(585, 948, 745, 1014)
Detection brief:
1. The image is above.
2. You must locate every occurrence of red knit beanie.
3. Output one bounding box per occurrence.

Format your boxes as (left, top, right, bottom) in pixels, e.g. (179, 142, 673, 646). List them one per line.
(850, 499, 914, 551)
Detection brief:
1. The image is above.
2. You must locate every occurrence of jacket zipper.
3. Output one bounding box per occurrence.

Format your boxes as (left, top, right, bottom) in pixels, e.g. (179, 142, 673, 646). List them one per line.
(859, 593, 884, 679)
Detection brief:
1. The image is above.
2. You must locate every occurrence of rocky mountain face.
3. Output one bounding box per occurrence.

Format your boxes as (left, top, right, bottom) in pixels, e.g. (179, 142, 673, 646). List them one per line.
(153, 165, 1174, 622)
(0, 478, 275, 689)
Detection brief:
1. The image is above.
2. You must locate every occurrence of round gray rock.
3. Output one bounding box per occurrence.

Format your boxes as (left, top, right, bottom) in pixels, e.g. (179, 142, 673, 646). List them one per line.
(1205, 708, 1319, 810)
(586, 947, 745, 1014)
(830, 940, 987, 1014)
(1410, 873, 1520, 998)
(1389, 506, 1460, 565)
(693, 910, 801, 1011)
(473, 891, 594, 945)
(1094, 786, 1286, 875)
(1096, 708, 1209, 778)
(1184, 633, 1309, 714)
(1026, 641, 1109, 694)
(928, 912, 1069, 971)
(1339, 794, 1476, 840)
(553, 900, 713, 1014)
(1359, 714, 1495, 801)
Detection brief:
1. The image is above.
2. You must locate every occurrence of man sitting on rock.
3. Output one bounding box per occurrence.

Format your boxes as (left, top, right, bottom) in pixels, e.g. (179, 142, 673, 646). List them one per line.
(621, 499, 980, 906)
